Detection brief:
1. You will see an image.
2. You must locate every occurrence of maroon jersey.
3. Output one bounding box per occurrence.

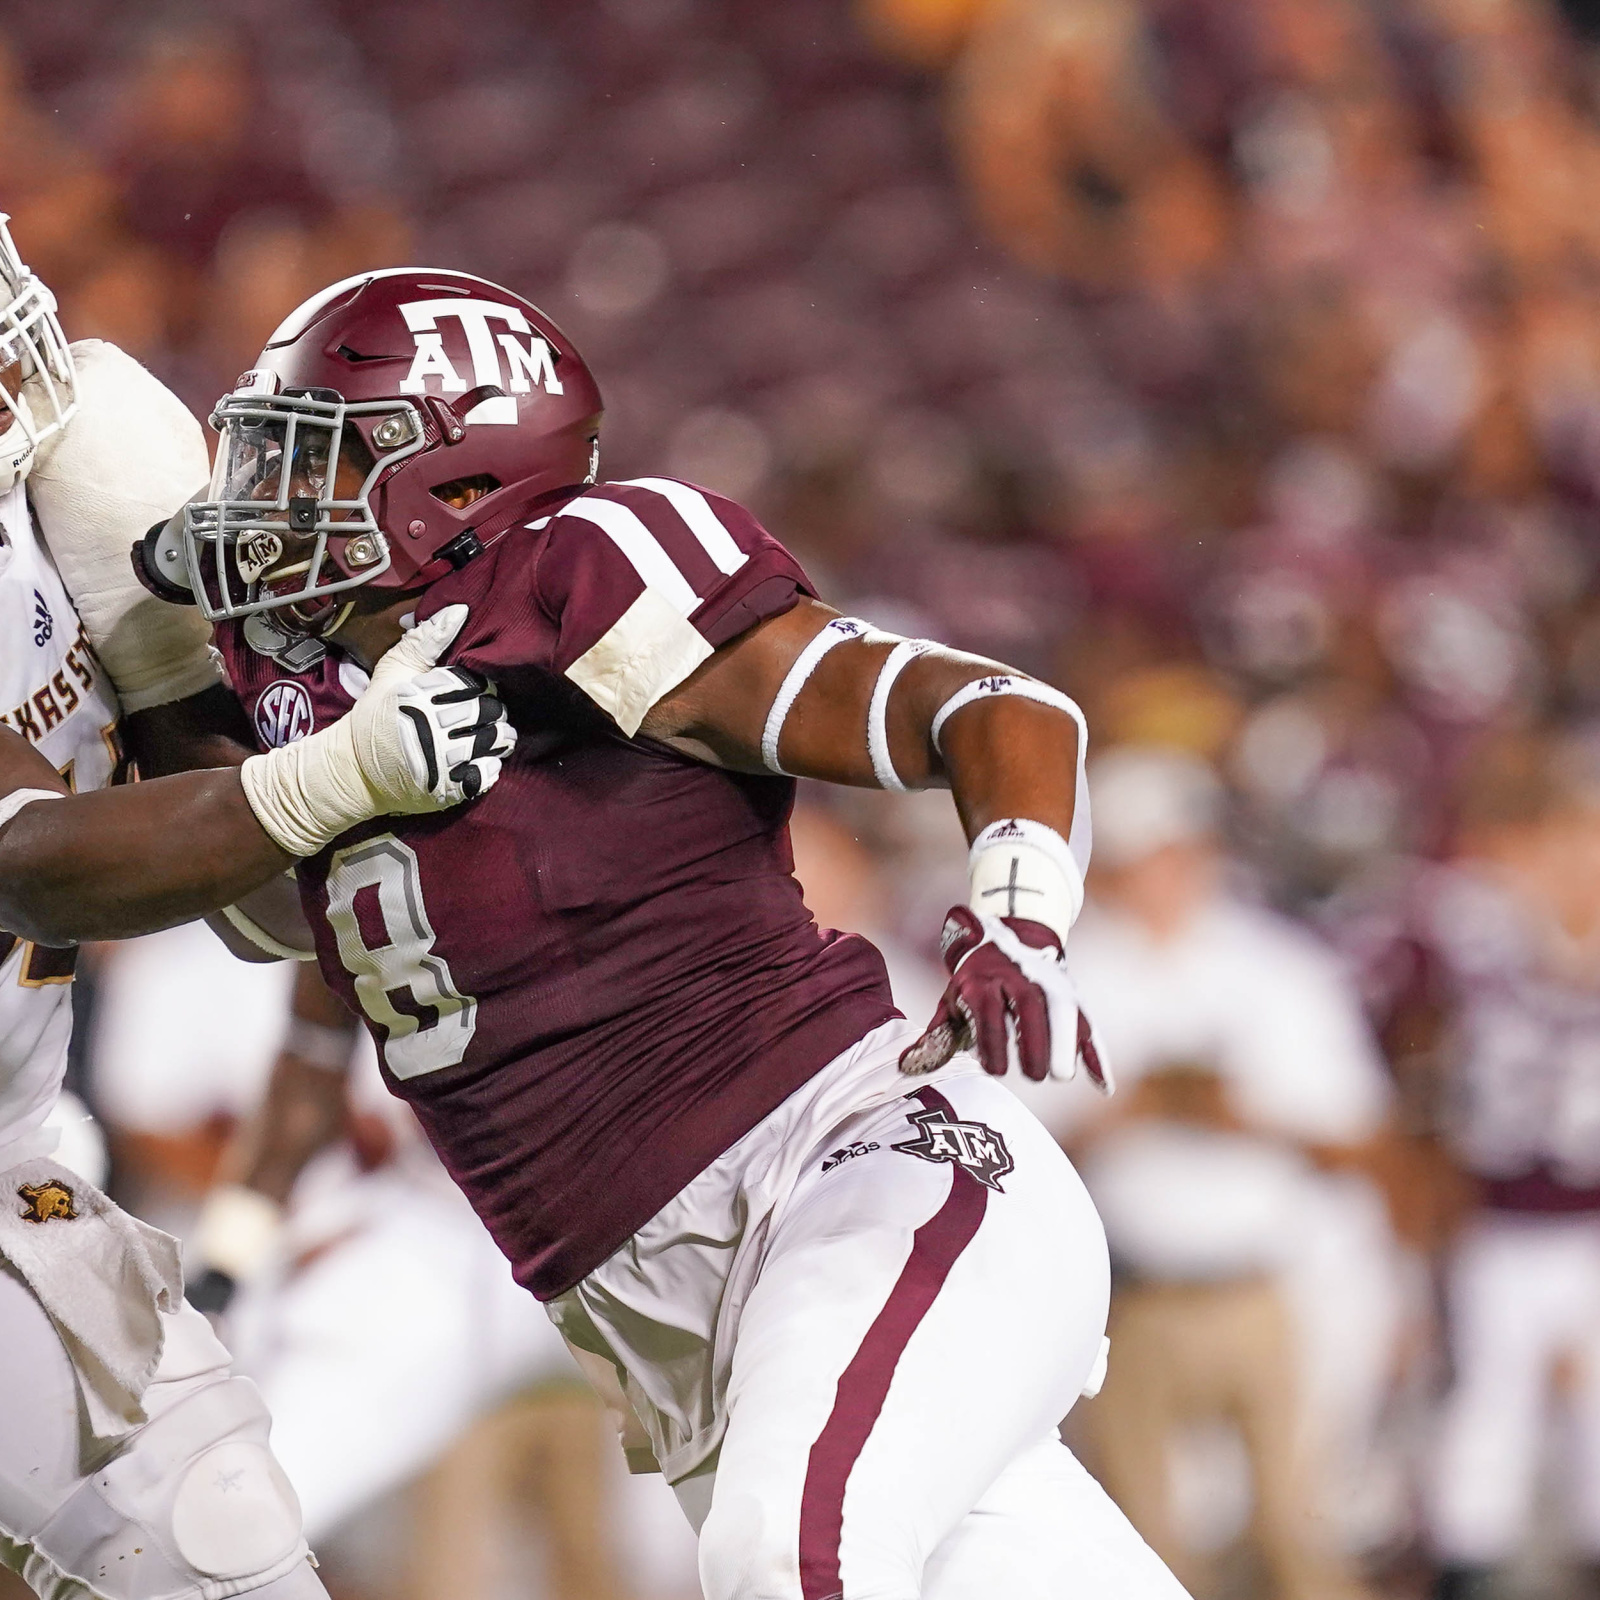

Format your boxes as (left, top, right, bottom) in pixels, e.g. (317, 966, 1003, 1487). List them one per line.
(216, 478, 897, 1297)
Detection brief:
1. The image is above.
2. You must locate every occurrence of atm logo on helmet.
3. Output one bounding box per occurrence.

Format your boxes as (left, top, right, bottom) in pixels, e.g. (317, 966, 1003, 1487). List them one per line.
(397, 298, 564, 424)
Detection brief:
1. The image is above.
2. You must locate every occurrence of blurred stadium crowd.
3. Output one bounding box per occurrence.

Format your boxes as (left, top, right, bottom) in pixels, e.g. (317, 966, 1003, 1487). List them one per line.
(13, 0, 1600, 1594)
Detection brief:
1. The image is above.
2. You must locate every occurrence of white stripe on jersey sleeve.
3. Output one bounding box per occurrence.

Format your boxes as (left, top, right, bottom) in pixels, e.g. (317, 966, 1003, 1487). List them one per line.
(564, 588, 714, 736)
(557, 497, 700, 614)
(621, 478, 750, 576)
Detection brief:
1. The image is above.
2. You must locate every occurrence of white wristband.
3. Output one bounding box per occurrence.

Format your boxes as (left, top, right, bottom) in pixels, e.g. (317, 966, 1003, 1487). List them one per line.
(761, 616, 870, 775)
(867, 639, 933, 792)
(239, 605, 496, 857)
(194, 1183, 284, 1283)
(968, 818, 1085, 944)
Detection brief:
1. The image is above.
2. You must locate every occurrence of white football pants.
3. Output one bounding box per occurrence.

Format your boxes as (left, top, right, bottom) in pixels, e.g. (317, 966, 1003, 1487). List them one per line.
(1429, 1209, 1600, 1563)
(552, 1021, 1189, 1600)
(0, 1261, 324, 1600)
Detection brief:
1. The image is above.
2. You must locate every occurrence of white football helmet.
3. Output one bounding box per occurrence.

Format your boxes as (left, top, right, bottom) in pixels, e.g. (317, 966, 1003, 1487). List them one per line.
(0, 213, 76, 493)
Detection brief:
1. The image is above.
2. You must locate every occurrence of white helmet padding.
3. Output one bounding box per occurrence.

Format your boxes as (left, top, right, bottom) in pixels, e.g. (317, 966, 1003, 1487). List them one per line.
(0, 212, 76, 494)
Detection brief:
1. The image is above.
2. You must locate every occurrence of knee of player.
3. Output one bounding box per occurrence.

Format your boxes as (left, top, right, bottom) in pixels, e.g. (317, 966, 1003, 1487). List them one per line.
(166, 1435, 305, 1581)
(697, 1487, 804, 1600)
(43, 1374, 311, 1597)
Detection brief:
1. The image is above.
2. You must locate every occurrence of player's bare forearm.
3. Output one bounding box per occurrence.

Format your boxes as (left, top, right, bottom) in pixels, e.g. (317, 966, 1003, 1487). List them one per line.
(221, 966, 358, 1202)
(936, 694, 1078, 842)
(645, 597, 1079, 844)
(122, 682, 257, 777)
(0, 725, 292, 945)
(126, 686, 317, 960)
(225, 1055, 350, 1203)
(652, 600, 1098, 1086)
(204, 873, 314, 963)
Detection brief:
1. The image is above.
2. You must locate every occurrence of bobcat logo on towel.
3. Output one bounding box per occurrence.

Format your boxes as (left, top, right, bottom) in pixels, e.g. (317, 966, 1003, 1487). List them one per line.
(18, 1179, 78, 1224)
(893, 1108, 1014, 1192)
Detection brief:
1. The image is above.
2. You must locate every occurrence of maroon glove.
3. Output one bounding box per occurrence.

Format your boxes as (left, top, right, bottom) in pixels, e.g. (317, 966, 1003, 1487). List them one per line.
(899, 905, 1110, 1089)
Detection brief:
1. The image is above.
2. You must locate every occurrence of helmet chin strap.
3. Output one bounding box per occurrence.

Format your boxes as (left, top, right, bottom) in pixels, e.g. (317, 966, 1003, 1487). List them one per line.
(278, 592, 356, 641)
(0, 358, 77, 494)
(321, 600, 357, 640)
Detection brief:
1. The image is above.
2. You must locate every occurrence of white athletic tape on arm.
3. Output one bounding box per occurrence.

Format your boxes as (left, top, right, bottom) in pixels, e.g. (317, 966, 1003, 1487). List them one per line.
(867, 639, 932, 792)
(931, 675, 1086, 749)
(968, 818, 1085, 943)
(194, 1183, 284, 1283)
(0, 787, 65, 832)
(932, 675, 1091, 873)
(760, 616, 870, 775)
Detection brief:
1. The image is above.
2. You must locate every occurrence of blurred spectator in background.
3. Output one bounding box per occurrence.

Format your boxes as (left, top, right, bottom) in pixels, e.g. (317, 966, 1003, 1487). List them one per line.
(947, 0, 1231, 293)
(1021, 747, 1403, 1600)
(88, 918, 291, 1232)
(193, 962, 624, 1595)
(1418, 733, 1600, 1600)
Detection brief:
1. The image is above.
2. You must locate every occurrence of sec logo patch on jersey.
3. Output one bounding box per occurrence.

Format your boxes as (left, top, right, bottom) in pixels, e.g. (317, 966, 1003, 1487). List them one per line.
(255, 680, 314, 747)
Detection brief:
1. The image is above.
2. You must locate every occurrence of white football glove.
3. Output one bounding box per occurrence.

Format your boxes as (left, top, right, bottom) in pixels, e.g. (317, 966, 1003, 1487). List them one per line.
(29, 340, 223, 712)
(241, 605, 515, 857)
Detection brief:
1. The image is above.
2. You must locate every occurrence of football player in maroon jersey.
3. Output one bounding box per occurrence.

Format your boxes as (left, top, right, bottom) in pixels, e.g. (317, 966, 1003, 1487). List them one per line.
(82, 268, 1187, 1600)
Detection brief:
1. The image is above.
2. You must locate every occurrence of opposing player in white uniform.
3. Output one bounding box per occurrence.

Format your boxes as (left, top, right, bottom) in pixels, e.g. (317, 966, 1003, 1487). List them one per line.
(0, 218, 515, 1600)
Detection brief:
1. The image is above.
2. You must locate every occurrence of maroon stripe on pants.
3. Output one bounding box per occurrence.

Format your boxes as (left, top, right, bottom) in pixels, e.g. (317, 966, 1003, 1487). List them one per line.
(797, 1087, 989, 1600)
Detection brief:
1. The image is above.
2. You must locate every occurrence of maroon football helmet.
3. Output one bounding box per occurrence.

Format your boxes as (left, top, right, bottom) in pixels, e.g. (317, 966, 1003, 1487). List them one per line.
(163, 267, 602, 640)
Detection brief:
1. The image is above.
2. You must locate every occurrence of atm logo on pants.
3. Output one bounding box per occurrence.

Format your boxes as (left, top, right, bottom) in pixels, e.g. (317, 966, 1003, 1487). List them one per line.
(892, 1107, 1014, 1192)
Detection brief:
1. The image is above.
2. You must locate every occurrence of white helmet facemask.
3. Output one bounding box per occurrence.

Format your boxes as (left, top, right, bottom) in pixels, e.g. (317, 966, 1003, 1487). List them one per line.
(0, 213, 76, 496)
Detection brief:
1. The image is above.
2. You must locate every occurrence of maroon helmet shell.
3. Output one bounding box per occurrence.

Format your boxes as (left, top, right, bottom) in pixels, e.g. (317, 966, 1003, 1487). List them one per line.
(237, 267, 602, 593)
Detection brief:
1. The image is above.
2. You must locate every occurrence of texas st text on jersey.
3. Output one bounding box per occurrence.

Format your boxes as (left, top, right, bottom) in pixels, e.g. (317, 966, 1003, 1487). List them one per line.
(216, 477, 899, 1299)
(0, 481, 122, 1153)
(2, 618, 101, 749)
(0, 480, 118, 769)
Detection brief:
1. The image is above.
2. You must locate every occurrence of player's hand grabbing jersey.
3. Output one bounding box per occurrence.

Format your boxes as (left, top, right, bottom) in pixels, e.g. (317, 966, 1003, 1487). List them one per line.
(215, 478, 897, 1298)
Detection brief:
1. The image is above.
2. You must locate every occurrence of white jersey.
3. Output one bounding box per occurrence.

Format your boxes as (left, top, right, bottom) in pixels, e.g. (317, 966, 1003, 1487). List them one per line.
(0, 478, 120, 1168)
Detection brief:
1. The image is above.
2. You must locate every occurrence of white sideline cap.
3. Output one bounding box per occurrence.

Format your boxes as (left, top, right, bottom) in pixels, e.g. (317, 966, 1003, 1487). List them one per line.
(1089, 745, 1223, 869)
